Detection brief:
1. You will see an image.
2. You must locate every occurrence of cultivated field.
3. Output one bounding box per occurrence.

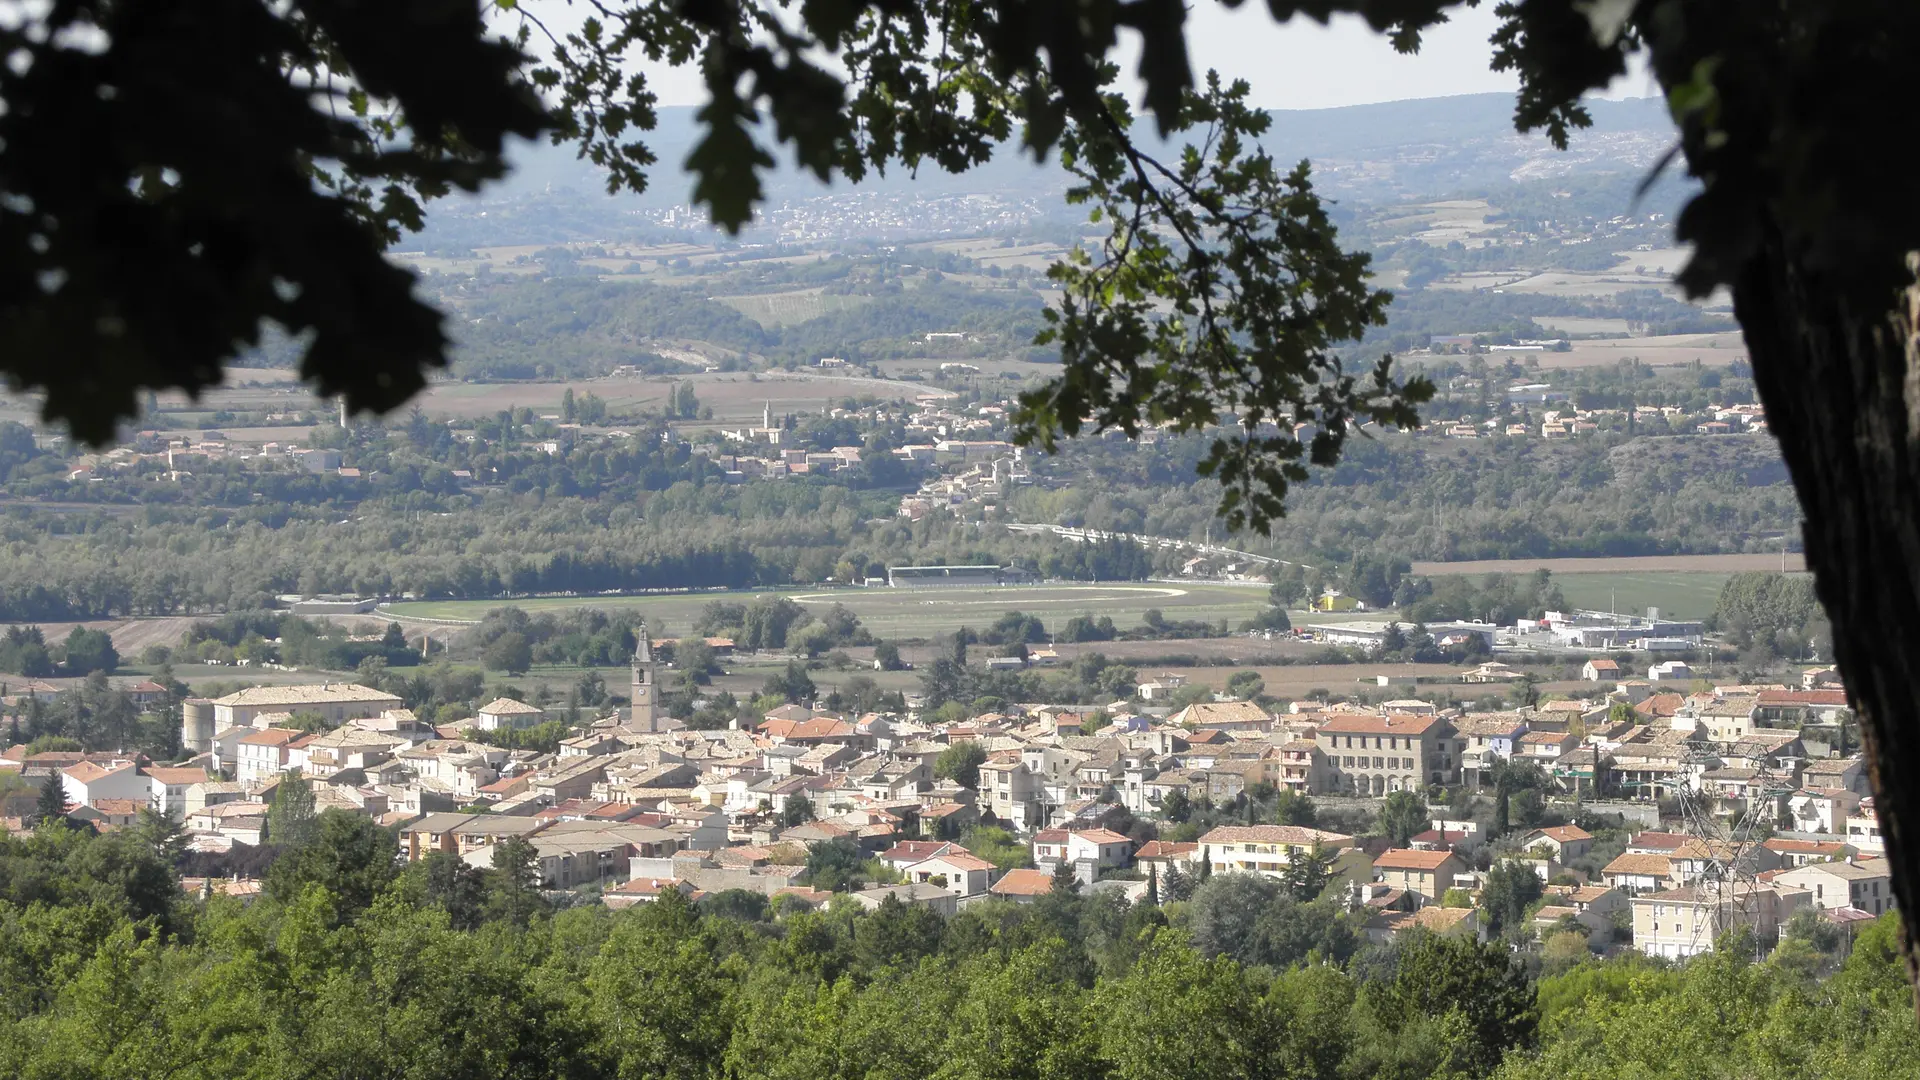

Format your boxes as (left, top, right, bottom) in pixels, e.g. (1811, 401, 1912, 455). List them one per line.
(382, 581, 1273, 640)
(1413, 553, 1808, 621)
(411, 370, 949, 423)
(711, 289, 874, 327)
(1536, 331, 1747, 369)
(872, 356, 1057, 380)
(905, 237, 1071, 272)
(1412, 554, 1806, 575)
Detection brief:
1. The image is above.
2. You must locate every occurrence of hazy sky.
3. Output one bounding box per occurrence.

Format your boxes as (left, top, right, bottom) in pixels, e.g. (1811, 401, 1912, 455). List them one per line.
(602, 3, 1656, 112)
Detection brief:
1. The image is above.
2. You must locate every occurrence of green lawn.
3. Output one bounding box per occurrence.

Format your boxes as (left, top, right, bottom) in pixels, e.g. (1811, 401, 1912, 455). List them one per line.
(382, 581, 1273, 640)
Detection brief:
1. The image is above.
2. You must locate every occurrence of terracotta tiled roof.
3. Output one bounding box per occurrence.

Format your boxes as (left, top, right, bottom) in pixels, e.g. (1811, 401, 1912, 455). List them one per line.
(237, 729, 302, 747)
(1373, 848, 1457, 871)
(911, 853, 995, 873)
(988, 868, 1054, 896)
(1531, 825, 1592, 843)
(1603, 853, 1675, 877)
(1200, 824, 1354, 847)
(1315, 713, 1443, 736)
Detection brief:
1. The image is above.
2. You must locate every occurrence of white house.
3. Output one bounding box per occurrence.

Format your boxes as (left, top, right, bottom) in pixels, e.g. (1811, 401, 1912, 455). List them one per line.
(235, 728, 305, 783)
(146, 766, 212, 816)
(1773, 858, 1895, 916)
(1648, 661, 1693, 682)
(1581, 659, 1621, 682)
(60, 760, 150, 808)
(473, 697, 548, 731)
(849, 884, 958, 916)
(1601, 853, 1675, 894)
(1789, 787, 1862, 835)
(902, 852, 996, 897)
(1520, 825, 1594, 863)
(977, 758, 1045, 831)
(1196, 825, 1374, 886)
(1032, 827, 1135, 871)
(1847, 799, 1884, 854)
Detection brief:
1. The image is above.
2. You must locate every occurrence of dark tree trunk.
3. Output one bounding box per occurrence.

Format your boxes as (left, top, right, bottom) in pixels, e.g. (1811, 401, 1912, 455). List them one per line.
(1735, 232, 1920, 987)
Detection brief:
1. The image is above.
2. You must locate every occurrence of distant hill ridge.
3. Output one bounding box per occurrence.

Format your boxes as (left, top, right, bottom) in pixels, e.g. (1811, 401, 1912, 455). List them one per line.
(483, 92, 1675, 207)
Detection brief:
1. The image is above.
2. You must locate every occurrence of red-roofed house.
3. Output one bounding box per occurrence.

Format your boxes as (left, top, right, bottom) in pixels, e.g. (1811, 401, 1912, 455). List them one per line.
(1372, 848, 1465, 901)
(73, 798, 146, 827)
(880, 840, 969, 872)
(1762, 837, 1857, 868)
(61, 760, 150, 808)
(1581, 659, 1621, 682)
(123, 680, 171, 708)
(1754, 689, 1852, 727)
(236, 728, 304, 783)
(1520, 825, 1594, 862)
(761, 716, 863, 747)
(1625, 831, 1690, 855)
(1790, 787, 1862, 834)
(1409, 828, 1481, 852)
(1634, 694, 1686, 720)
(605, 876, 703, 909)
(1134, 840, 1199, 876)
(988, 867, 1055, 902)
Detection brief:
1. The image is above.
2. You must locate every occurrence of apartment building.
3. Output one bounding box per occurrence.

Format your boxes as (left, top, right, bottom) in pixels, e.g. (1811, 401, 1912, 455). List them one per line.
(211, 682, 402, 730)
(1631, 882, 1808, 959)
(977, 758, 1045, 832)
(1313, 713, 1460, 794)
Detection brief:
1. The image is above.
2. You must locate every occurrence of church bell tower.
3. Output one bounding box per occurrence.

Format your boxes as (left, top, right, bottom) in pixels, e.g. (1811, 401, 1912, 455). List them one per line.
(630, 621, 657, 733)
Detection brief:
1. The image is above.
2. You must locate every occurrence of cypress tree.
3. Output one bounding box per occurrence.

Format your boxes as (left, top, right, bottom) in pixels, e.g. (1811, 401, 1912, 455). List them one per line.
(35, 770, 67, 826)
(1163, 863, 1190, 902)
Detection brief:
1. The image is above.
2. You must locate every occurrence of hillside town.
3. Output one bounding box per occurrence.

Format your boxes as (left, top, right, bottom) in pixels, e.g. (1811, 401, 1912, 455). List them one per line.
(4, 636, 1881, 963)
(44, 373, 1766, 506)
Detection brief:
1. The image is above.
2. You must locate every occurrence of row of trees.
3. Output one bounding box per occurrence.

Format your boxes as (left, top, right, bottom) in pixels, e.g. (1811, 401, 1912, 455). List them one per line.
(1020, 423, 1801, 569)
(0, 476, 1197, 621)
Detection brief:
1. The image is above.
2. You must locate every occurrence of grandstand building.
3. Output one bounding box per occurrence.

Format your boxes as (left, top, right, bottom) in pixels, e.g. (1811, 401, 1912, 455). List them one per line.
(887, 565, 1034, 587)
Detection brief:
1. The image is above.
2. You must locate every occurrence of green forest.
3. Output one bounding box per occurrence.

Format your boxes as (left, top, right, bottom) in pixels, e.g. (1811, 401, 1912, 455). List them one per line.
(0, 812, 1911, 1080)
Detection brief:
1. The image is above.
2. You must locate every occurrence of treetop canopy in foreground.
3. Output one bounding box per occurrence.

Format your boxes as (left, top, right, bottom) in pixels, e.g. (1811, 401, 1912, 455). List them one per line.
(7, 0, 1920, 987)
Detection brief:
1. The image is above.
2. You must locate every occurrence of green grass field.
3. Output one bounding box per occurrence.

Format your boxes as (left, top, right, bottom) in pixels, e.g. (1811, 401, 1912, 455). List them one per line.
(382, 582, 1273, 640)
(1543, 572, 1730, 621)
